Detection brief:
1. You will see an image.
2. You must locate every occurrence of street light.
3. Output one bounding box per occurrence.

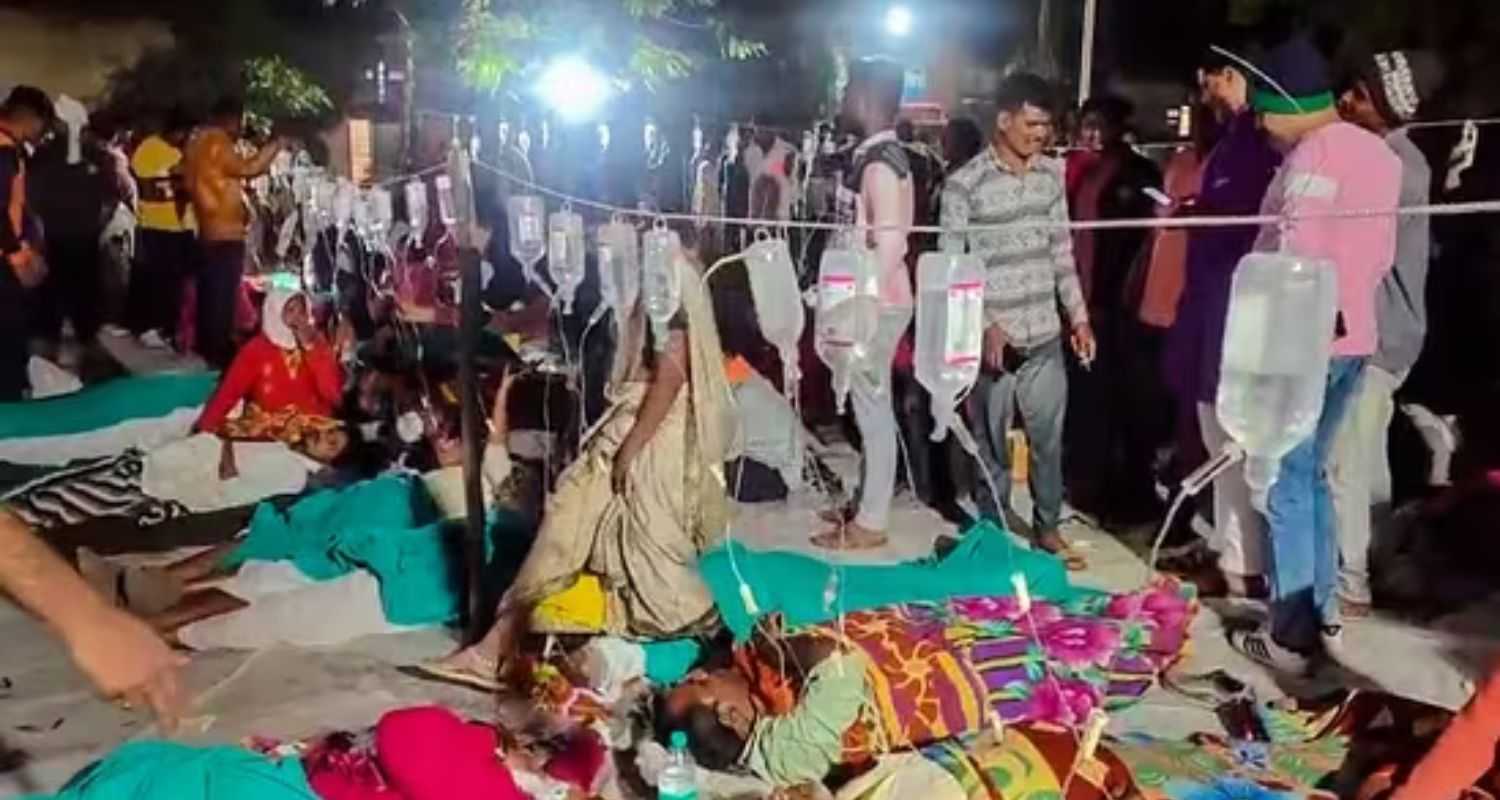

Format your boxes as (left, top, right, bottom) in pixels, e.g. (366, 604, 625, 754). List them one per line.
(537, 56, 612, 122)
(885, 5, 913, 37)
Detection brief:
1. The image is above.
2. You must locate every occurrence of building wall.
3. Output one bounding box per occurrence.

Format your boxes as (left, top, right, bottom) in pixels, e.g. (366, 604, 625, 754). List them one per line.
(0, 9, 173, 102)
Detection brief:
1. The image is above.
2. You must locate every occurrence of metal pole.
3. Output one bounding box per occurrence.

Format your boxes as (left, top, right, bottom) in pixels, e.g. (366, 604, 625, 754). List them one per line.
(1078, 0, 1099, 106)
(448, 143, 488, 644)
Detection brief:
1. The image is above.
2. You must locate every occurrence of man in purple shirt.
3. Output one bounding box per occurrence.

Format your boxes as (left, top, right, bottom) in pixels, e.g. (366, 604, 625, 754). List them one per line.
(1163, 45, 1282, 598)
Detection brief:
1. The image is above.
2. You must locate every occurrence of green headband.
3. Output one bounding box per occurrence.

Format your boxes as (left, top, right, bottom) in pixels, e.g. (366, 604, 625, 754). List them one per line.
(1252, 88, 1336, 115)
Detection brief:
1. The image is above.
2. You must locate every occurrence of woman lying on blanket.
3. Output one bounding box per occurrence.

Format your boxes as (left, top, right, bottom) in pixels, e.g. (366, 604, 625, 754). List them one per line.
(415, 227, 735, 691)
(194, 286, 351, 475)
(657, 581, 1195, 789)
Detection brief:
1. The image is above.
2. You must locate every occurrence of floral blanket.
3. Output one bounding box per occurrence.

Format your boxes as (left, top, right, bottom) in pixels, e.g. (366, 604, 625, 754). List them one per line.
(937, 579, 1197, 727)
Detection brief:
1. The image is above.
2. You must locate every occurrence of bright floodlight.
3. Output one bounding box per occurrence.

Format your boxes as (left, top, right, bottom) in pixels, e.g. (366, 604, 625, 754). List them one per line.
(538, 56, 611, 122)
(885, 5, 913, 36)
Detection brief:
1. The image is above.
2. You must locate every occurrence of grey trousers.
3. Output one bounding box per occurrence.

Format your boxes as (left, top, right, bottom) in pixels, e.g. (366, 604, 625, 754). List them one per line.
(967, 337, 1067, 534)
(850, 305, 913, 531)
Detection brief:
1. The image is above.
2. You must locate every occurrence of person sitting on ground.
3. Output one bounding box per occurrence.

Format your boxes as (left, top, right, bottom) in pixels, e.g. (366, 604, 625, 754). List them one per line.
(194, 286, 349, 476)
(419, 226, 735, 690)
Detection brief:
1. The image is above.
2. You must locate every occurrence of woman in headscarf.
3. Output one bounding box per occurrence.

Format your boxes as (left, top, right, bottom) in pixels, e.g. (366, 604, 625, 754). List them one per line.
(419, 227, 736, 690)
(194, 285, 348, 472)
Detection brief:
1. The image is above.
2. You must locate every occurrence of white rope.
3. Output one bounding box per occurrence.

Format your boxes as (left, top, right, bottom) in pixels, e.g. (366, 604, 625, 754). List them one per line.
(471, 156, 1500, 235)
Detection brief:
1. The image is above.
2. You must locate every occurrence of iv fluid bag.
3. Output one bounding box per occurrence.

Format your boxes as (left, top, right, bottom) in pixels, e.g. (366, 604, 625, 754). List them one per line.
(434, 174, 457, 226)
(915, 252, 984, 442)
(598, 221, 641, 321)
(446, 147, 476, 231)
(314, 179, 337, 225)
(744, 235, 806, 386)
(367, 187, 394, 234)
(352, 188, 372, 233)
(815, 245, 880, 413)
(1215, 251, 1339, 509)
(642, 226, 682, 331)
(333, 179, 356, 230)
(507, 195, 546, 288)
(404, 180, 429, 235)
(547, 208, 586, 314)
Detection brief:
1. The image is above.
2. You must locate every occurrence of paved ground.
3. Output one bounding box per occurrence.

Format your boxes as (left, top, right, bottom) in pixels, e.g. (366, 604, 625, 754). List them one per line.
(3, 445, 1497, 795)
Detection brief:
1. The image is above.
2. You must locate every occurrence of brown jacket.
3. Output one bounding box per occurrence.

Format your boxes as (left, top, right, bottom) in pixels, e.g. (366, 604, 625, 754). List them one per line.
(183, 127, 279, 242)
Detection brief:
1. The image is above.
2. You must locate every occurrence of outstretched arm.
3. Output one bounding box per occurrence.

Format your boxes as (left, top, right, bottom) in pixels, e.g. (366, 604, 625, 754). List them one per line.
(0, 507, 186, 730)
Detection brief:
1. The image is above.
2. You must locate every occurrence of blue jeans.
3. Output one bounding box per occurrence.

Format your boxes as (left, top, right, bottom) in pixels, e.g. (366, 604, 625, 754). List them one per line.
(967, 338, 1068, 535)
(1267, 357, 1366, 652)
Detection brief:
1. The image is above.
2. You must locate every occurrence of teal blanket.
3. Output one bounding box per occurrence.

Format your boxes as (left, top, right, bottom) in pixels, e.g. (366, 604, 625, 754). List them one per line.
(0, 373, 217, 439)
(227, 474, 528, 626)
(22, 742, 313, 800)
(699, 520, 1078, 641)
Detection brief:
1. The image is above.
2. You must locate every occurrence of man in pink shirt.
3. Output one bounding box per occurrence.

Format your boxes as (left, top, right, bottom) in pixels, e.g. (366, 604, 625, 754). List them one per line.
(813, 57, 914, 551)
(1227, 34, 1402, 674)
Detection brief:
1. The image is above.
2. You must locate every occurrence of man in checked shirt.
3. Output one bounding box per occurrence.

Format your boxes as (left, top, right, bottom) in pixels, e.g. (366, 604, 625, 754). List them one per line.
(941, 73, 1096, 570)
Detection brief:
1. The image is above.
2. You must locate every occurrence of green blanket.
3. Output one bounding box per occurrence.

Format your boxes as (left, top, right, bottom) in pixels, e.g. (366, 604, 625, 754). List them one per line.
(22, 742, 313, 800)
(0, 373, 217, 439)
(226, 475, 529, 626)
(699, 520, 1078, 641)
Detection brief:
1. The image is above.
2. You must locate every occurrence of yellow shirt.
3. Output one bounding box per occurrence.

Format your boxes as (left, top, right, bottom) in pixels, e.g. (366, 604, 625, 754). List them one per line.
(131, 135, 188, 232)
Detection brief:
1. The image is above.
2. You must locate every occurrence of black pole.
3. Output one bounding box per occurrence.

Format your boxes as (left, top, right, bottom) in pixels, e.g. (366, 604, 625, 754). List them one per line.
(458, 246, 487, 644)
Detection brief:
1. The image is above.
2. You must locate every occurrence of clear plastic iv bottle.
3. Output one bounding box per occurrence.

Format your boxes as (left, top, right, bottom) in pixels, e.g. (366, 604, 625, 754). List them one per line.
(914, 252, 984, 442)
(367, 187, 394, 236)
(507, 195, 546, 289)
(548, 206, 586, 314)
(814, 244, 880, 412)
(598, 219, 641, 323)
(333, 178, 356, 232)
(1215, 252, 1340, 509)
(404, 179, 429, 236)
(642, 223, 682, 340)
(744, 231, 806, 388)
(434, 174, 457, 227)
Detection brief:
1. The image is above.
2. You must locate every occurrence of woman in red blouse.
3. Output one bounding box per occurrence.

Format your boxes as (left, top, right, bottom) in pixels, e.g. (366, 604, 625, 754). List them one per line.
(195, 286, 348, 475)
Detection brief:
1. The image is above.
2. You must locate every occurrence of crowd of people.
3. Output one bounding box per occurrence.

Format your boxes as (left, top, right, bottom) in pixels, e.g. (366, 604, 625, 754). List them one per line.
(3, 20, 1500, 800)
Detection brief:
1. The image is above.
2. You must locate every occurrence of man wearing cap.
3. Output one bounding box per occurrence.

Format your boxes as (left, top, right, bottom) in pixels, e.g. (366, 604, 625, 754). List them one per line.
(1226, 35, 1402, 674)
(1328, 50, 1443, 619)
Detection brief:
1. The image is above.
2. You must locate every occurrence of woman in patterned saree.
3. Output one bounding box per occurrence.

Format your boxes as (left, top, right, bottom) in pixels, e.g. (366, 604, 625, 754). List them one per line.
(419, 231, 736, 690)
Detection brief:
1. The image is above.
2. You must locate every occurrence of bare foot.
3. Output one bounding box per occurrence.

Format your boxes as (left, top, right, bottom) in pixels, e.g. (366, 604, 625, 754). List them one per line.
(409, 646, 503, 693)
(1034, 530, 1087, 571)
(811, 522, 888, 551)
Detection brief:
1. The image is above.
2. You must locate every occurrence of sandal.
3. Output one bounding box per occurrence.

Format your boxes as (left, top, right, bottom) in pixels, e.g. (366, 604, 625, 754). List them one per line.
(1034, 531, 1087, 571)
(811, 523, 888, 551)
(402, 649, 504, 693)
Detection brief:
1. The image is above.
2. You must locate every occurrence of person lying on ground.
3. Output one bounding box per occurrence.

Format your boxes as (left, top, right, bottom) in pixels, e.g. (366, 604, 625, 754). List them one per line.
(417, 227, 736, 690)
(78, 366, 526, 642)
(0, 505, 185, 730)
(658, 580, 1194, 788)
(194, 286, 349, 477)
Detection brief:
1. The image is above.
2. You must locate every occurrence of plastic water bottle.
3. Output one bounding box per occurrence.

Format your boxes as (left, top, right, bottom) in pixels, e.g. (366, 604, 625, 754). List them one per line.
(508, 196, 547, 289)
(548, 207, 586, 314)
(658, 730, 699, 800)
(744, 231, 806, 388)
(598, 219, 641, 322)
(815, 245, 880, 412)
(915, 252, 984, 442)
(1215, 251, 1339, 509)
(642, 224, 682, 337)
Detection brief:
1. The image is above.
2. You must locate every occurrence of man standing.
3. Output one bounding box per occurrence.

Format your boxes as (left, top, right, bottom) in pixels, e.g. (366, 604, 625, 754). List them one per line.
(941, 73, 1096, 569)
(812, 58, 914, 551)
(1163, 45, 1283, 598)
(183, 96, 286, 368)
(1329, 50, 1443, 618)
(128, 112, 197, 349)
(0, 86, 54, 401)
(1227, 35, 1401, 673)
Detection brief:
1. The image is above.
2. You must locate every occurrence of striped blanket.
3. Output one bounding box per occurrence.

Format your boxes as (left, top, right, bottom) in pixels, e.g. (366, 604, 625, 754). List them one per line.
(2, 450, 187, 531)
